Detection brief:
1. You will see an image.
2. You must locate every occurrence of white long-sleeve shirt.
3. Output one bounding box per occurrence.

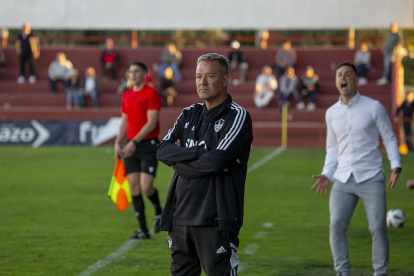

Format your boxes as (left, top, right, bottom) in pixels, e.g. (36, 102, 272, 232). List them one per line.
(48, 60, 73, 79)
(354, 50, 371, 67)
(322, 92, 401, 183)
(255, 73, 277, 91)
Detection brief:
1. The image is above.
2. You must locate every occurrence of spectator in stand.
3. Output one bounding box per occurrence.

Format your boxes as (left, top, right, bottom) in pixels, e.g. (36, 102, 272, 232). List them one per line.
(354, 42, 371, 85)
(0, 44, 5, 78)
(66, 69, 81, 110)
(145, 71, 154, 87)
(158, 43, 183, 82)
(377, 22, 402, 85)
(79, 67, 99, 108)
(48, 52, 73, 94)
(279, 67, 298, 107)
(15, 22, 40, 84)
(101, 38, 118, 80)
(227, 40, 249, 85)
(296, 66, 319, 111)
(395, 91, 414, 152)
(274, 41, 296, 78)
(253, 66, 278, 109)
(117, 69, 132, 96)
(160, 67, 178, 107)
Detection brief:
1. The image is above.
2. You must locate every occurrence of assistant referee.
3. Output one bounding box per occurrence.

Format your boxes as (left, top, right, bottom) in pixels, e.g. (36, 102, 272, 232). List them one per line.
(114, 62, 163, 239)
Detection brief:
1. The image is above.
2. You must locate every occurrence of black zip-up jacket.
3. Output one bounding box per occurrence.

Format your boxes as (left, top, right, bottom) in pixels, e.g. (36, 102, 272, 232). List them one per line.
(157, 95, 253, 235)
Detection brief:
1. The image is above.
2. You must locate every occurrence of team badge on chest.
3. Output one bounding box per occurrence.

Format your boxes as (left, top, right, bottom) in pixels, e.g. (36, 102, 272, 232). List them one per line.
(214, 119, 225, 132)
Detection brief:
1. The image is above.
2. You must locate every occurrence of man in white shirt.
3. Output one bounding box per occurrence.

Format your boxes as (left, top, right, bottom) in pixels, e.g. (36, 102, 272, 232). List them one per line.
(48, 52, 73, 94)
(311, 62, 401, 276)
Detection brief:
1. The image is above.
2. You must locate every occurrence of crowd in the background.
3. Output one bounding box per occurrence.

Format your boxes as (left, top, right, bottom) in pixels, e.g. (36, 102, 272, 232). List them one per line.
(250, 22, 402, 111)
(0, 22, 404, 112)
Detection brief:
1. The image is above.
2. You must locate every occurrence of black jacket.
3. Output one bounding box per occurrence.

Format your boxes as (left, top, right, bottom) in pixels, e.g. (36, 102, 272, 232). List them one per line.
(396, 101, 414, 118)
(227, 50, 245, 65)
(157, 95, 253, 235)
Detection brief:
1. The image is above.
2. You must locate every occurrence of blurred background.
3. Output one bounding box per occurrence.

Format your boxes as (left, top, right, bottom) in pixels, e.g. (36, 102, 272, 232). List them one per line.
(0, 0, 413, 149)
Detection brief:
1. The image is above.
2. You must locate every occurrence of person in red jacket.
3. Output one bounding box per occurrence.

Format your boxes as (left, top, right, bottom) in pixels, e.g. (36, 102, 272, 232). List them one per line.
(114, 62, 163, 239)
(101, 38, 118, 80)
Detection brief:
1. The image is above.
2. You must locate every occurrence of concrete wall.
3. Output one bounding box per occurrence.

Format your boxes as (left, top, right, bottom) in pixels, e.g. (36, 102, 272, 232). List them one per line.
(0, 0, 412, 30)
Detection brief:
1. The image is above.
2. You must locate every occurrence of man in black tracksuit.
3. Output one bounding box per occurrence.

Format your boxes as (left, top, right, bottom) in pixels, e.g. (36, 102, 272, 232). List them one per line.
(157, 53, 253, 276)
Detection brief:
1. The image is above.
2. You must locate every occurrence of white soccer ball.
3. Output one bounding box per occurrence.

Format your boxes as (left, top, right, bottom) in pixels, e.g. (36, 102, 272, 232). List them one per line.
(386, 209, 406, 228)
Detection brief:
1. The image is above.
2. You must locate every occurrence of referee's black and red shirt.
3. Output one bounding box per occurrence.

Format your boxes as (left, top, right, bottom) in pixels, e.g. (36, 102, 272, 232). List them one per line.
(121, 84, 161, 140)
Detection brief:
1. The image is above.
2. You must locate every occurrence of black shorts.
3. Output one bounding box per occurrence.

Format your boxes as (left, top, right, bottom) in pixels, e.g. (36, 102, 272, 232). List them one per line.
(125, 138, 159, 177)
(168, 224, 239, 276)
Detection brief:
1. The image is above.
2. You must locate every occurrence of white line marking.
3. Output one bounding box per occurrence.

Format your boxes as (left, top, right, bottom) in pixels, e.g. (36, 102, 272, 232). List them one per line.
(78, 147, 285, 276)
(254, 231, 268, 239)
(75, 240, 141, 276)
(238, 149, 285, 273)
(242, 243, 258, 255)
(238, 262, 245, 272)
(247, 147, 285, 174)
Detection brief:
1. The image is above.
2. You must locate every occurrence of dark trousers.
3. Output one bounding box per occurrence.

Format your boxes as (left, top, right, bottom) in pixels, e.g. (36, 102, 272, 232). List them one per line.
(273, 65, 285, 78)
(49, 78, 69, 93)
(300, 90, 316, 104)
(356, 64, 368, 78)
(403, 122, 413, 151)
(102, 64, 117, 79)
(281, 92, 295, 104)
(382, 51, 392, 79)
(168, 224, 239, 276)
(20, 54, 35, 77)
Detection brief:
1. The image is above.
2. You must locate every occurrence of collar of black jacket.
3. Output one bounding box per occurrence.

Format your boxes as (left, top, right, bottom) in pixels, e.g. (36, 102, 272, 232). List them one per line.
(193, 94, 233, 116)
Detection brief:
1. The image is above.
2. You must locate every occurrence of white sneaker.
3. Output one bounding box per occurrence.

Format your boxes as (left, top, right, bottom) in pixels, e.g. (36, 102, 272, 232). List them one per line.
(376, 77, 388, 85)
(28, 75, 36, 84)
(306, 102, 316, 111)
(358, 77, 367, 85)
(17, 75, 25, 84)
(296, 101, 305, 110)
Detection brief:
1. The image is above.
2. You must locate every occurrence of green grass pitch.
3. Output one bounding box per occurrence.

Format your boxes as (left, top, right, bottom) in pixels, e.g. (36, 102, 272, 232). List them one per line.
(1, 147, 413, 275)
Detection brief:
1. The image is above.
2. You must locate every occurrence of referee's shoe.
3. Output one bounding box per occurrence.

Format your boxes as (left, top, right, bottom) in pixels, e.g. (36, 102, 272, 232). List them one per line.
(153, 214, 162, 234)
(129, 229, 150, 239)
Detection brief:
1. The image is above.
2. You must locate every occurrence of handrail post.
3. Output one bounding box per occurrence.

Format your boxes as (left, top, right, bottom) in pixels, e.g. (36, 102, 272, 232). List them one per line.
(348, 27, 355, 49)
(261, 30, 269, 50)
(131, 30, 138, 49)
(2, 29, 9, 48)
(393, 44, 405, 145)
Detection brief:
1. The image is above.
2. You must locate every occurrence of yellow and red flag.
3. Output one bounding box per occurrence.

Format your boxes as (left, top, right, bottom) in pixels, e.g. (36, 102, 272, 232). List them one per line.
(108, 158, 132, 211)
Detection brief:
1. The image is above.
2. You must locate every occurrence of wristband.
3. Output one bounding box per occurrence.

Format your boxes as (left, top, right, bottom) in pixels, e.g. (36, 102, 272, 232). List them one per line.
(132, 140, 139, 146)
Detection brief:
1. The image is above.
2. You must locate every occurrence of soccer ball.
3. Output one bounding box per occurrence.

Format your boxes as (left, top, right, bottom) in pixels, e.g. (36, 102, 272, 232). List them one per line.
(386, 209, 406, 228)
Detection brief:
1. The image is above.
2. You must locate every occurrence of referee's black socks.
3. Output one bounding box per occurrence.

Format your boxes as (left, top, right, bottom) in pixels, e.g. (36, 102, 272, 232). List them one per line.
(132, 194, 148, 233)
(148, 189, 163, 216)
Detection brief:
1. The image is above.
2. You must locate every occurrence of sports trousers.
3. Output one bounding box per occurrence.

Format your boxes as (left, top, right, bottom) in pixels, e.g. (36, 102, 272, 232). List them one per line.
(168, 224, 239, 276)
(329, 172, 388, 276)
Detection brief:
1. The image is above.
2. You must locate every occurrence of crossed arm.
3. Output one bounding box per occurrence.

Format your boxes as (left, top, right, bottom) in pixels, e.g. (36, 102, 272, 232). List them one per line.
(157, 111, 252, 179)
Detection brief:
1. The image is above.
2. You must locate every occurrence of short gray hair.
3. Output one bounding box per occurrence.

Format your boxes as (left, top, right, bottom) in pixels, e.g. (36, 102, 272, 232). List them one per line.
(197, 53, 229, 76)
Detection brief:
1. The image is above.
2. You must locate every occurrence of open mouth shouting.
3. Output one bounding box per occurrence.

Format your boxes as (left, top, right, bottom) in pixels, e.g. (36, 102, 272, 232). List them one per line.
(340, 80, 348, 91)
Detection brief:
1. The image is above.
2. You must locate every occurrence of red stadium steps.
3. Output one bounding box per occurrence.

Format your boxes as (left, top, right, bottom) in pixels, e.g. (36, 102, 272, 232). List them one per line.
(0, 46, 393, 147)
(0, 91, 394, 112)
(0, 107, 327, 148)
(252, 123, 327, 147)
(0, 67, 385, 83)
(0, 79, 392, 97)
